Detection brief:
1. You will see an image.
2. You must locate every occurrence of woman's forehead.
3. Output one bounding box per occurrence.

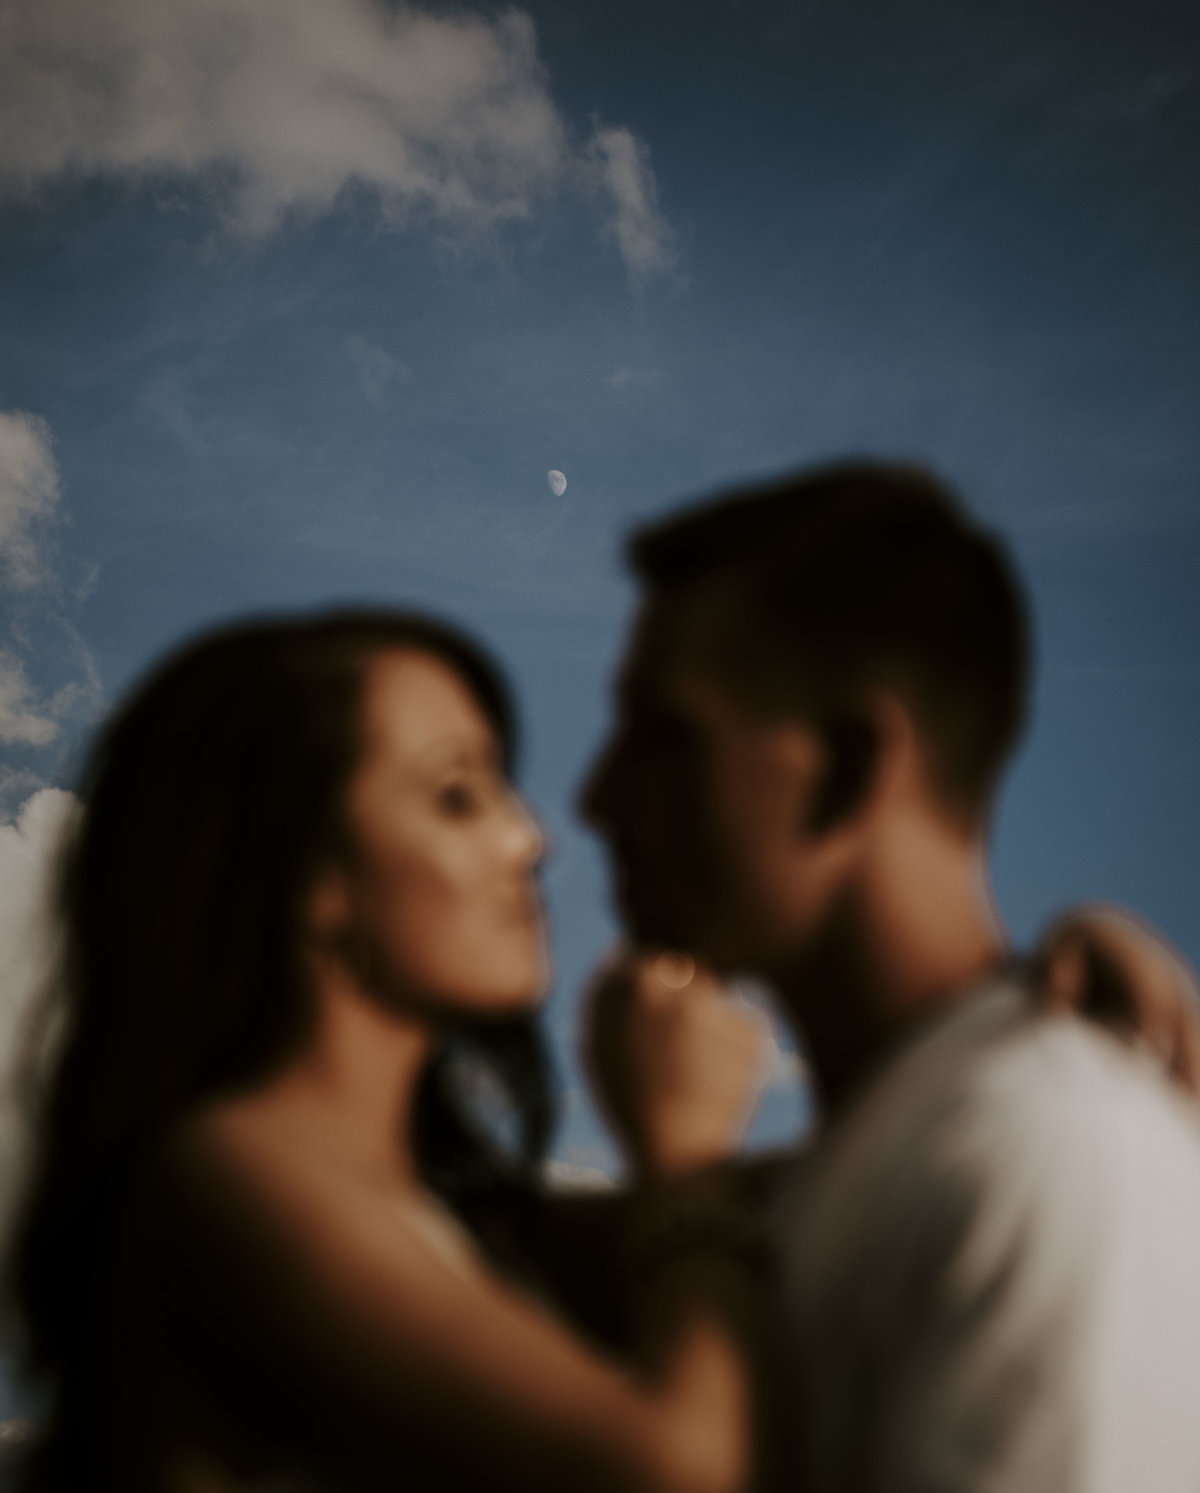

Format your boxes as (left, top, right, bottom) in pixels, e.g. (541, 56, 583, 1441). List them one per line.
(358, 649, 495, 764)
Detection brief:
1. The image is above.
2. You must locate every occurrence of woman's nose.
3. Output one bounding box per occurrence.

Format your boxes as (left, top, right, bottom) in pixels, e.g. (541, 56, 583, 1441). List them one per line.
(505, 790, 547, 867)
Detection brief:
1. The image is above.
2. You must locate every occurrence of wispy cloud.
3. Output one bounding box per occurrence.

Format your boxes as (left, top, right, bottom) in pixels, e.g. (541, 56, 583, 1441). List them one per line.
(0, 655, 60, 749)
(0, 0, 674, 278)
(0, 411, 59, 592)
(609, 366, 666, 388)
(346, 335, 412, 407)
(0, 411, 101, 756)
(587, 126, 676, 277)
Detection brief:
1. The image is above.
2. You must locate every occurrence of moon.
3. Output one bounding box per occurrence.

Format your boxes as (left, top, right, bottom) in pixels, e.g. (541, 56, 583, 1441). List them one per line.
(547, 469, 567, 497)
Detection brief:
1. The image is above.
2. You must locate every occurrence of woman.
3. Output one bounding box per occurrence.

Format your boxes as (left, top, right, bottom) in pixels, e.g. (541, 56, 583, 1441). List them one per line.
(11, 610, 760, 1493)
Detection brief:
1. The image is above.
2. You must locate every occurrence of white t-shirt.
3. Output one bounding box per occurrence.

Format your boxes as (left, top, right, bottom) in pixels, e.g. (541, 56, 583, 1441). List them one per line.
(775, 979, 1200, 1493)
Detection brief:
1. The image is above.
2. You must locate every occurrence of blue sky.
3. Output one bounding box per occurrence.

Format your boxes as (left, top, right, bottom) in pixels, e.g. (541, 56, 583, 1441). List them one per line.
(0, 0, 1197, 1173)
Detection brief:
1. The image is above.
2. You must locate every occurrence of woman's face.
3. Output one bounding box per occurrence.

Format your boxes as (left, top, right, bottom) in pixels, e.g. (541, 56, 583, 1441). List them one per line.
(322, 648, 549, 1014)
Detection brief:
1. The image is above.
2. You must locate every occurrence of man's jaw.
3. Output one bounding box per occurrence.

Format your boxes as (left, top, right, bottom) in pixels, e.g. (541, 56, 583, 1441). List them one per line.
(608, 856, 707, 958)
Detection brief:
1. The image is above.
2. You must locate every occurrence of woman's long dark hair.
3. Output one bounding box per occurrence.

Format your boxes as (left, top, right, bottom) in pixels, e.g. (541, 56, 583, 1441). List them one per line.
(11, 608, 555, 1463)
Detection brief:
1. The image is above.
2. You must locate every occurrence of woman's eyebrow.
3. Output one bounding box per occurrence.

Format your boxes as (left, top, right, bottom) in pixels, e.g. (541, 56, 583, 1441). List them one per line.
(409, 733, 499, 772)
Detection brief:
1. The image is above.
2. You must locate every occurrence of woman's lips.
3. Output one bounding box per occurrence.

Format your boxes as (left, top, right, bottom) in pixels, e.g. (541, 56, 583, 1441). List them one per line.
(500, 886, 544, 930)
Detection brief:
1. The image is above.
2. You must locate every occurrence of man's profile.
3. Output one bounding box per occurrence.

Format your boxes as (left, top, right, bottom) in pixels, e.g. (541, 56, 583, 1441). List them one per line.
(583, 461, 1200, 1490)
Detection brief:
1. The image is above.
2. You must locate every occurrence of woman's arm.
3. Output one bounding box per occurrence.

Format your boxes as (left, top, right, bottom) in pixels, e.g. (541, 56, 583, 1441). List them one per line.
(170, 1115, 751, 1493)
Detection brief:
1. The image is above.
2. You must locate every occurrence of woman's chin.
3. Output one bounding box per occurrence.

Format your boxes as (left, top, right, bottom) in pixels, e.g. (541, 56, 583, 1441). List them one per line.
(493, 963, 552, 1013)
(503, 932, 553, 1010)
(451, 959, 552, 1016)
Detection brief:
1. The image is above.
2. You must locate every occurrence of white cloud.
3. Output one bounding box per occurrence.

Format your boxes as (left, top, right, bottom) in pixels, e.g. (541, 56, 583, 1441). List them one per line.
(0, 789, 78, 1242)
(587, 125, 676, 277)
(0, 791, 74, 1051)
(0, 0, 674, 276)
(0, 411, 59, 591)
(0, 0, 563, 234)
(0, 768, 45, 820)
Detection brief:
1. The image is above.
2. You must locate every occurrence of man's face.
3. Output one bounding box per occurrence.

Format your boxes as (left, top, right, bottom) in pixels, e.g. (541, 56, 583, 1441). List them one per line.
(581, 588, 840, 973)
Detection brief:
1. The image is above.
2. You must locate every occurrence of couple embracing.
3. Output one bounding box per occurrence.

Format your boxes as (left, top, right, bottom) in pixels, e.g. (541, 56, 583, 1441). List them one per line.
(12, 461, 1200, 1491)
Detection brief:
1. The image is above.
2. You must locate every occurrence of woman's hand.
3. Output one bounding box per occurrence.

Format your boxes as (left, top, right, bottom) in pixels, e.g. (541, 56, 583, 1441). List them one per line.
(1033, 906, 1200, 1094)
(584, 949, 770, 1179)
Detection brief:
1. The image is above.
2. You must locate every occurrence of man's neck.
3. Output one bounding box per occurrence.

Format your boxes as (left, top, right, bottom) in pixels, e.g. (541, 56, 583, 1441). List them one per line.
(772, 820, 1005, 1116)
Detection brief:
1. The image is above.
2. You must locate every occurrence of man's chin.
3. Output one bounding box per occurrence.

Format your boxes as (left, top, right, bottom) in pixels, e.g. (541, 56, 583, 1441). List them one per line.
(616, 890, 709, 957)
(616, 892, 762, 975)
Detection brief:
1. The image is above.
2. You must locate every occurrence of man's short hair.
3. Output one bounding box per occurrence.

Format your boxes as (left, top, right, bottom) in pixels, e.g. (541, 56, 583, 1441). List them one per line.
(629, 460, 1030, 826)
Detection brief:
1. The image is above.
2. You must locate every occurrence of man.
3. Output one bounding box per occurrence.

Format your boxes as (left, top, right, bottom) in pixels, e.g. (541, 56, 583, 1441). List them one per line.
(580, 460, 1200, 1490)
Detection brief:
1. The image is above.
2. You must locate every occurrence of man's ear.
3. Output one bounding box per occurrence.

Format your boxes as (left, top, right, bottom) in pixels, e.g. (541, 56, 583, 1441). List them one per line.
(803, 712, 880, 835)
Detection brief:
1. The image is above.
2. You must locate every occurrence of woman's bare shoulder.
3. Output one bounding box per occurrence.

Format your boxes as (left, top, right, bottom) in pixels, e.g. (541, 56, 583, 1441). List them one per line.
(162, 1086, 501, 1354)
(163, 1088, 318, 1227)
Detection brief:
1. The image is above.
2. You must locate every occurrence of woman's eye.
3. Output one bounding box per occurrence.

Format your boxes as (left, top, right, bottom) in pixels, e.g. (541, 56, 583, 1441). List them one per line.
(437, 782, 479, 817)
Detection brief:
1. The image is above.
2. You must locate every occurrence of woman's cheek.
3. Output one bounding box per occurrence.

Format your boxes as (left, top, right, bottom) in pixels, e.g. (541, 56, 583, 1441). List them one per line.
(387, 838, 484, 947)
